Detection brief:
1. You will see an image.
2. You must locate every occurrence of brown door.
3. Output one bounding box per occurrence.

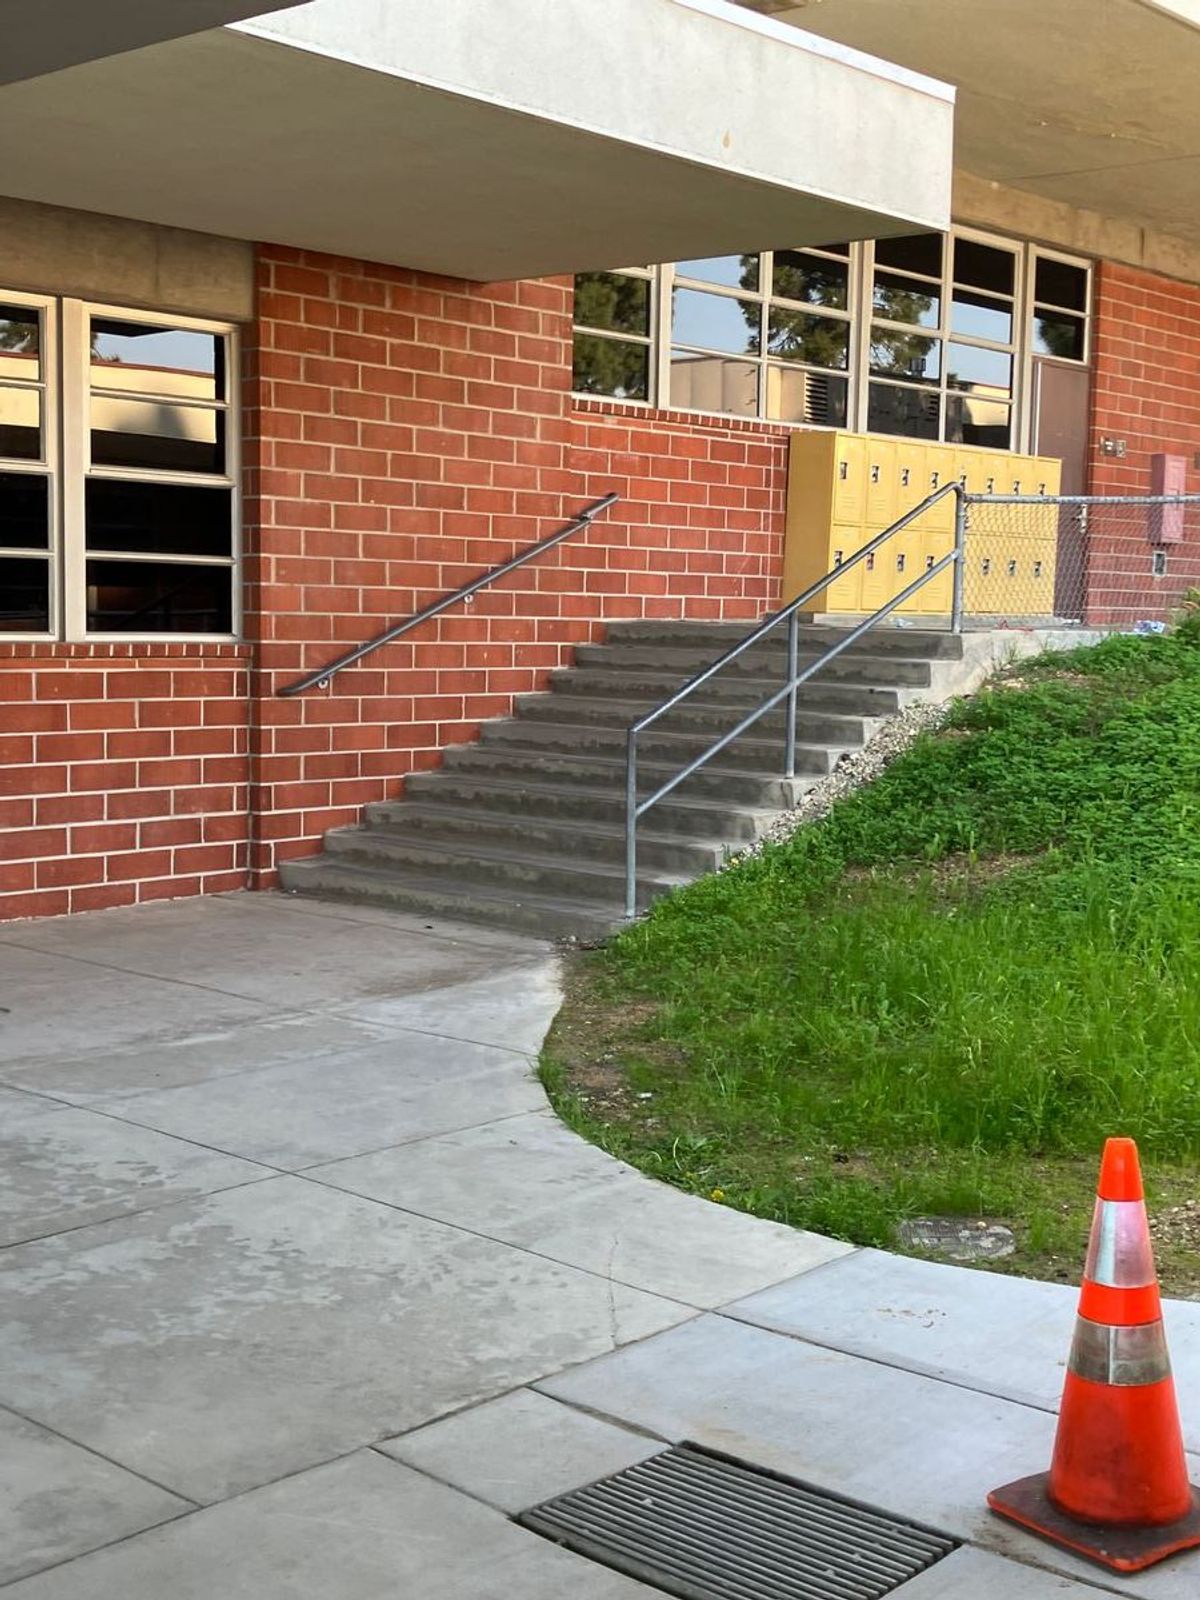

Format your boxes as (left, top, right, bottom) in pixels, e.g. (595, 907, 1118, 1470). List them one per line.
(1034, 360, 1090, 617)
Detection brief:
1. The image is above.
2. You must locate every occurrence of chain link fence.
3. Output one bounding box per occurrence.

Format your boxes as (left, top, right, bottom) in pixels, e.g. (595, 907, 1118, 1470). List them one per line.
(959, 494, 1200, 629)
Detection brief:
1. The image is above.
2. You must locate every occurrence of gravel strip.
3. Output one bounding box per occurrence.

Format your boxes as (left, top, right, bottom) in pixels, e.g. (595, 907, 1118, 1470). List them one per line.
(736, 698, 950, 858)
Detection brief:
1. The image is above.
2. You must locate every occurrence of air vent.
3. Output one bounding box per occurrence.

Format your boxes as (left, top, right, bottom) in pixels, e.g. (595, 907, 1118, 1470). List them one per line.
(519, 1442, 957, 1600)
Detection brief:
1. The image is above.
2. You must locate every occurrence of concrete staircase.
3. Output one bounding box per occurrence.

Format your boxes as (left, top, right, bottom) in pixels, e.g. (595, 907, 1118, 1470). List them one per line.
(280, 621, 965, 940)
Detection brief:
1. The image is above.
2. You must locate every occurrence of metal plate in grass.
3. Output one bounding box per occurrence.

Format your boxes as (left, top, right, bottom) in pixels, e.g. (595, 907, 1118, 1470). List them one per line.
(518, 1441, 958, 1599)
(898, 1217, 1016, 1261)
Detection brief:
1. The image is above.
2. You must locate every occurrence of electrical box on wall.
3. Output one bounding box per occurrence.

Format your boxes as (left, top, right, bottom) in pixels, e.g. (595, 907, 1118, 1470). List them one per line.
(1149, 452, 1186, 543)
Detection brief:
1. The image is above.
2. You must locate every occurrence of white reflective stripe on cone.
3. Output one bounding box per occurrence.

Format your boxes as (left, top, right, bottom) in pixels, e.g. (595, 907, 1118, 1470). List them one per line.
(1084, 1198, 1157, 1288)
(1069, 1318, 1172, 1386)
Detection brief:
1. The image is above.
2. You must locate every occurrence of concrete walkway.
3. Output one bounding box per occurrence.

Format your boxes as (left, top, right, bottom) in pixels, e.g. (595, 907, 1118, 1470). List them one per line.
(1, 892, 1198, 1597)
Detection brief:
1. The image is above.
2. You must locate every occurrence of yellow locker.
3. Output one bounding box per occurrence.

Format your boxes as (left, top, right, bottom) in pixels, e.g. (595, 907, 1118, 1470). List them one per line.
(858, 541, 891, 614)
(827, 526, 864, 612)
(831, 436, 866, 524)
(783, 431, 1064, 620)
(865, 440, 897, 526)
(783, 431, 845, 613)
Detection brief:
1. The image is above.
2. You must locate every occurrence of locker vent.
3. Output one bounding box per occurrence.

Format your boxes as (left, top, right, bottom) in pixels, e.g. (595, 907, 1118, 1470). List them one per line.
(518, 1442, 958, 1600)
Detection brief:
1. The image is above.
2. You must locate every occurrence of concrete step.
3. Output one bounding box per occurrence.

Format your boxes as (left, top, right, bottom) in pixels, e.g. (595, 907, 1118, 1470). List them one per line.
(365, 802, 732, 876)
(387, 774, 782, 840)
(322, 825, 683, 910)
(477, 715, 843, 774)
(285, 616, 954, 940)
(572, 642, 935, 687)
(440, 742, 814, 806)
(604, 619, 964, 659)
(546, 669, 905, 717)
(279, 856, 622, 942)
(513, 692, 872, 746)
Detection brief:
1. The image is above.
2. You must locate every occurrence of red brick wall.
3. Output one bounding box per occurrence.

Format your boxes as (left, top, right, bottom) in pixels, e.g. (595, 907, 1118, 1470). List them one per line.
(0, 644, 250, 921)
(1085, 261, 1200, 620)
(17, 247, 1200, 920)
(243, 246, 790, 883)
(568, 399, 787, 621)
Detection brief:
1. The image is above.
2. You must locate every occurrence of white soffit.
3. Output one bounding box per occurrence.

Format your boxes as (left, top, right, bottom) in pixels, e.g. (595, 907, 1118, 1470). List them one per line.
(739, 0, 1200, 247)
(0, 0, 300, 87)
(0, 0, 954, 280)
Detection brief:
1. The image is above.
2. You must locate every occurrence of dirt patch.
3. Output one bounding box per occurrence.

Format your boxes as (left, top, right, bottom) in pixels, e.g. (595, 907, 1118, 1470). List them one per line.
(998, 670, 1093, 691)
(841, 850, 1042, 894)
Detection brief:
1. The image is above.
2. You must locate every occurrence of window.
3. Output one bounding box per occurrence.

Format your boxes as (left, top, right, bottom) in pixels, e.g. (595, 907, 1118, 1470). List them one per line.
(0, 294, 54, 634)
(1031, 252, 1090, 363)
(572, 268, 654, 402)
(0, 294, 238, 640)
(868, 232, 1018, 449)
(570, 231, 1092, 453)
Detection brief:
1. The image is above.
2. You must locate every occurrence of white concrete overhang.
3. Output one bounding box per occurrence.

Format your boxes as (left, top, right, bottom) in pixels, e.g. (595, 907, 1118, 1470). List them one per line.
(737, 0, 1200, 249)
(0, 0, 300, 88)
(0, 0, 954, 281)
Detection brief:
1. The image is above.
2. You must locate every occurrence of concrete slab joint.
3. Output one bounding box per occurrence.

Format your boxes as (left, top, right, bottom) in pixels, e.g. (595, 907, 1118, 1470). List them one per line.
(1, 891, 1199, 1596)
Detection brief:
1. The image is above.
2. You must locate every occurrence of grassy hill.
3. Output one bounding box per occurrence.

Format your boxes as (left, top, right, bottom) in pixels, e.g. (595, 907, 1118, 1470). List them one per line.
(543, 624, 1200, 1293)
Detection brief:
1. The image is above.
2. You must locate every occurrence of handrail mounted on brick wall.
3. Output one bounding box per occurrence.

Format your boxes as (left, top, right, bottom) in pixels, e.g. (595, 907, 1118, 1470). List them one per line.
(278, 492, 620, 697)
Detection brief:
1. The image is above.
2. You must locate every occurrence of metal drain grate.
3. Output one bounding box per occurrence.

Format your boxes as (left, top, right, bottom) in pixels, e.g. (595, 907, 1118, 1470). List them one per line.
(518, 1442, 957, 1600)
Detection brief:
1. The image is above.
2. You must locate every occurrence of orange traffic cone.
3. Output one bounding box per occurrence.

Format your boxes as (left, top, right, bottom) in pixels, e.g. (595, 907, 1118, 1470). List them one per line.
(988, 1137, 1200, 1572)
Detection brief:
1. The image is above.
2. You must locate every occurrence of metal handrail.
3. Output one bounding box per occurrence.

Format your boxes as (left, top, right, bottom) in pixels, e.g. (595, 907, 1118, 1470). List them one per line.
(623, 482, 966, 917)
(278, 492, 620, 696)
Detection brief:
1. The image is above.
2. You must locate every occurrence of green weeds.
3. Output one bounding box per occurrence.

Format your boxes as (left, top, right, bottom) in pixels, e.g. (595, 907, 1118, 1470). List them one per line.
(543, 629, 1200, 1291)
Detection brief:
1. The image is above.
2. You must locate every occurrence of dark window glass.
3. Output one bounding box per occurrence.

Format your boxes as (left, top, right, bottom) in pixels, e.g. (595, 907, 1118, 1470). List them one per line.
(765, 366, 848, 427)
(771, 251, 848, 309)
(90, 319, 223, 402)
(766, 309, 849, 369)
(873, 271, 940, 328)
(675, 255, 760, 291)
(86, 560, 233, 634)
(0, 555, 49, 632)
(571, 334, 650, 400)
(86, 479, 234, 557)
(0, 304, 39, 382)
(870, 328, 941, 383)
(669, 351, 757, 415)
(874, 233, 943, 279)
(573, 273, 651, 337)
(946, 342, 1012, 395)
(90, 399, 225, 474)
(1035, 258, 1088, 311)
(947, 395, 1012, 449)
(868, 382, 941, 440)
(950, 289, 1013, 344)
(953, 239, 1015, 296)
(1033, 310, 1086, 361)
(0, 471, 49, 549)
(672, 288, 760, 355)
(0, 386, 40, 460)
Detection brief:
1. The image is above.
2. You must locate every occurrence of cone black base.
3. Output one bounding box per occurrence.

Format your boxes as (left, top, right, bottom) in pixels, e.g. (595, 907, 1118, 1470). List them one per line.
(989, 1473, 1200, 1573)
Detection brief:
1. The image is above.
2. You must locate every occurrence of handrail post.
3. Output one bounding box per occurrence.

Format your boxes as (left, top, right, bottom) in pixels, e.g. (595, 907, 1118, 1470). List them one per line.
(784, 608, 799, 779)
(624, 728, 639, 920)
(951, 487, 967, 634)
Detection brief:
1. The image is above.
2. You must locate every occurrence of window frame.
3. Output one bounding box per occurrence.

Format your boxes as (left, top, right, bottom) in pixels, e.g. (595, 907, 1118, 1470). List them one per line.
(0, 294, 240, 645)
(859, 225, 1023, 450)
(0, 289, 59, 640)
(568, 230, 1094, 459)
(1025, 245, 1093, 377)
(661, 247, 858, 422)
(570, 265, 658, 406)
